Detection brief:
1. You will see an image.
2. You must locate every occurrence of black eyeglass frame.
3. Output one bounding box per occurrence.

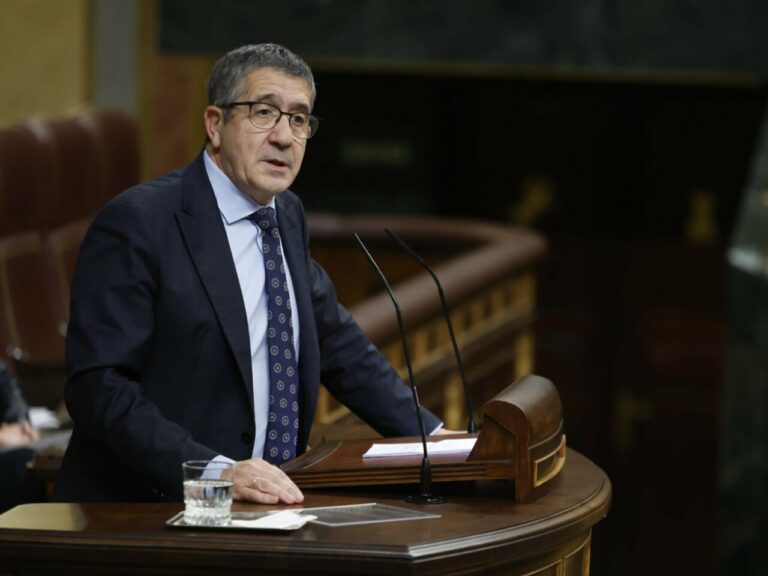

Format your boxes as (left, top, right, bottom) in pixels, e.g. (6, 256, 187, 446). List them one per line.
(219, 101, 320, 139)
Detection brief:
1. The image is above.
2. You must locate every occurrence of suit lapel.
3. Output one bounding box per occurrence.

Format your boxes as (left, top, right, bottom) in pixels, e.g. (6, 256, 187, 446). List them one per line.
(175, 155, 254, 406)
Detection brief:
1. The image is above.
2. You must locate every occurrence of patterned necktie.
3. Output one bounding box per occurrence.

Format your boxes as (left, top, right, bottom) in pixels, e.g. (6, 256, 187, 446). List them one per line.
(249, 207, 299, 464)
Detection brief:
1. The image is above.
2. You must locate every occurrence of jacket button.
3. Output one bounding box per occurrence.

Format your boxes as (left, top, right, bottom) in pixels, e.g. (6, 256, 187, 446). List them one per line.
(241, 432, 253, 445)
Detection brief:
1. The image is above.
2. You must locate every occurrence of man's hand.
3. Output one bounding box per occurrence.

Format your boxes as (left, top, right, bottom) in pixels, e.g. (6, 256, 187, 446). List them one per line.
(0, 421, 39, 448)
(224, 458, 304, 505)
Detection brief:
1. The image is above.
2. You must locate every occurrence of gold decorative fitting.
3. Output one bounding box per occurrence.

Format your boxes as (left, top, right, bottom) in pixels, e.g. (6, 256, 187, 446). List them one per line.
(533, 435, 567, 487)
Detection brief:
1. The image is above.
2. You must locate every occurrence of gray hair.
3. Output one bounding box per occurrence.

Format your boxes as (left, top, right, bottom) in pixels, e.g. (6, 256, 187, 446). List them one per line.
(206, 43, 316, 119)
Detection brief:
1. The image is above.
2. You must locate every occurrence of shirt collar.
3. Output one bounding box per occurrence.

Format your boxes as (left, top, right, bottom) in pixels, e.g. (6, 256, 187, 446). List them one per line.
(204, 150, 276, 224)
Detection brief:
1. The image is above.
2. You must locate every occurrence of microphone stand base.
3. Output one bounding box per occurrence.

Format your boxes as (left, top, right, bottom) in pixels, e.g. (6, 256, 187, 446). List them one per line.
(405, 494, 447, 505)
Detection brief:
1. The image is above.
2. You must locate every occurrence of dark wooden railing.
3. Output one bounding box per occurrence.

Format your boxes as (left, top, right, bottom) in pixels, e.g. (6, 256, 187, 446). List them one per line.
(307, 213, 546, 437)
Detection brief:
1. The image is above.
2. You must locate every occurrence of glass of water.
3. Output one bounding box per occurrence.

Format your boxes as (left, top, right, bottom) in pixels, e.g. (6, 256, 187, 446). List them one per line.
(182, 460, 234, 526)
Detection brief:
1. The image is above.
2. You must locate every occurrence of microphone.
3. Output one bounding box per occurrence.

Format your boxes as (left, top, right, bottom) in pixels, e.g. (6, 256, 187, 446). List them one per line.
(353, 233, 445, 505)
(384, 228, 477, 433)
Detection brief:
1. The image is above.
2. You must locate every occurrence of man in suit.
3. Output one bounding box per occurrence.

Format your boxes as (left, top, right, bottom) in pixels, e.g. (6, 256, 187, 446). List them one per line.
(54, 43, 442, 504)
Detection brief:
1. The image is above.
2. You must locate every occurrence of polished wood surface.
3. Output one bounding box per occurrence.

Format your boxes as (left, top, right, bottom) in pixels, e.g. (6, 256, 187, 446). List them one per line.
(0, 450, 610, 576)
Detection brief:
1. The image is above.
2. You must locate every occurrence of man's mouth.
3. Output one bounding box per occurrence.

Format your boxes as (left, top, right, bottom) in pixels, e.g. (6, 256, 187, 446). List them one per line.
(266, 158, 289, 169)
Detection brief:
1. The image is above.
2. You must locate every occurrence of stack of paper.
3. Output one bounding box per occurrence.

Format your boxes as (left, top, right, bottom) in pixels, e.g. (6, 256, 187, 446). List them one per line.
(362, 438, 477, 458)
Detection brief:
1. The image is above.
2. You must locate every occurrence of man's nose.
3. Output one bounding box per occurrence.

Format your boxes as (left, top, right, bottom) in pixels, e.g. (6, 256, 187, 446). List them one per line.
(269, 114, 294, 145)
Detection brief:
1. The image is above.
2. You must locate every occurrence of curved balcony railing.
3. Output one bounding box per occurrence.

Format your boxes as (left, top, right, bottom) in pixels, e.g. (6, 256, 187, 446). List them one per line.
(306, 213, 547, 440)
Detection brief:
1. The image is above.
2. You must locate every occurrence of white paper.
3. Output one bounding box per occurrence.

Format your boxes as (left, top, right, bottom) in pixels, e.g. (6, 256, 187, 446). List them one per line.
(363, 438, 477, 458)
(28, 406, 61, 429)
(229, 510, 316, 530)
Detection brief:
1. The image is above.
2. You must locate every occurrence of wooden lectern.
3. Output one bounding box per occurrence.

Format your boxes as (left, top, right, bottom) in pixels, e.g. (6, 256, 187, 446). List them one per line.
(283, 374, 566, 503)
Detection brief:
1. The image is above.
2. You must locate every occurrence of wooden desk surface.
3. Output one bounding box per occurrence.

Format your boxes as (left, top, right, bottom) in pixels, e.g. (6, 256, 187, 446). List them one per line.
(0, 450, 610, 576)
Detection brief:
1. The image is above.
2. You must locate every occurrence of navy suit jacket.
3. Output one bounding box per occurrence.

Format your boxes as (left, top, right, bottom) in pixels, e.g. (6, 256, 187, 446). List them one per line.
(54, 154, 439, 502)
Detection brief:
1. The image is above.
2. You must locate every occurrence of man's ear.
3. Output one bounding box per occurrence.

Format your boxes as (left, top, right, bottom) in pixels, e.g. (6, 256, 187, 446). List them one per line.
(204, 106, 223, 148)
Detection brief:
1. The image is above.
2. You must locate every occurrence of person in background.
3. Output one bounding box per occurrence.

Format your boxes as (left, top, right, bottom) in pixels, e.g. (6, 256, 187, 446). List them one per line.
(0, 360, 39, 513)
(54, 43, 450, 506)
(0, 360, 38, 448)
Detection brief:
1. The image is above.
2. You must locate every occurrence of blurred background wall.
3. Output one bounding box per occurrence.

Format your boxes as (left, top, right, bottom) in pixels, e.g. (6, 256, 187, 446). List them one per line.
(2, 1, 768, 574)
(0, 0, 91, 125)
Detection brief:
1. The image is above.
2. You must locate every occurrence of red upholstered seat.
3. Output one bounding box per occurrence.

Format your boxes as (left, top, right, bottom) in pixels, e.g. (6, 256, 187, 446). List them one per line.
(0, 109, 140, 408)
(86, 109, 140, 205)
(0, 230, 65, 364)
(0, 121, 57, 235)
(0, 230, 68, 407)
(47, 116, 104, 224)
(44, 216, 91, 325)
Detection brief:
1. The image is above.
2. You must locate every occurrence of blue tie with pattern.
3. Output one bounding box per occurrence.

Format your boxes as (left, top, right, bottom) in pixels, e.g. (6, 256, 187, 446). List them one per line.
(249, 207, 299, 464)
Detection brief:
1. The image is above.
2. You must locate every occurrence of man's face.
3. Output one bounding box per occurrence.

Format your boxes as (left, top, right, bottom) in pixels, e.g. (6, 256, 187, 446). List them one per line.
(205, 68, 313, 205)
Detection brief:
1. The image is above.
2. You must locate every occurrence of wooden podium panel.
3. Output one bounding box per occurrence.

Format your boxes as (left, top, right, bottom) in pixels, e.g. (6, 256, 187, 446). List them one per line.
(285, 375, 566, 503)
(0, 450, 610, 576)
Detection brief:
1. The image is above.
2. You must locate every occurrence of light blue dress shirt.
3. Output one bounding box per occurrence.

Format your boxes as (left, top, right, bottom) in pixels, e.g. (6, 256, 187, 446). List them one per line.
(203, 151, 300, 459)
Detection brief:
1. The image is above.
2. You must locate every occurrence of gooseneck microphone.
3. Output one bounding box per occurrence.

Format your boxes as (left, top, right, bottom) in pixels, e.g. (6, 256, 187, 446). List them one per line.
(353, 233, 445, 505)
(384, 228, 477, 434)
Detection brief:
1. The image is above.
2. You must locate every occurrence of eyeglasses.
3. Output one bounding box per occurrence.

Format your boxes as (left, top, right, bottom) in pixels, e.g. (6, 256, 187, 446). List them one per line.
(220, 101, 319, 139)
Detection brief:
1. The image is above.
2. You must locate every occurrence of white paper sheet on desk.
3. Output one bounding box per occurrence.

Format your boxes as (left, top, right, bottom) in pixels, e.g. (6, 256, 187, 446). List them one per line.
(229, 510, 316, 530)
(363, 438, 477, 458)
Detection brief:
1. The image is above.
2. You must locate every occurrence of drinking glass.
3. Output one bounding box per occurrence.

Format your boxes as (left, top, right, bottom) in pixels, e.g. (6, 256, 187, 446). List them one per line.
(182, 460, 233, 526)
